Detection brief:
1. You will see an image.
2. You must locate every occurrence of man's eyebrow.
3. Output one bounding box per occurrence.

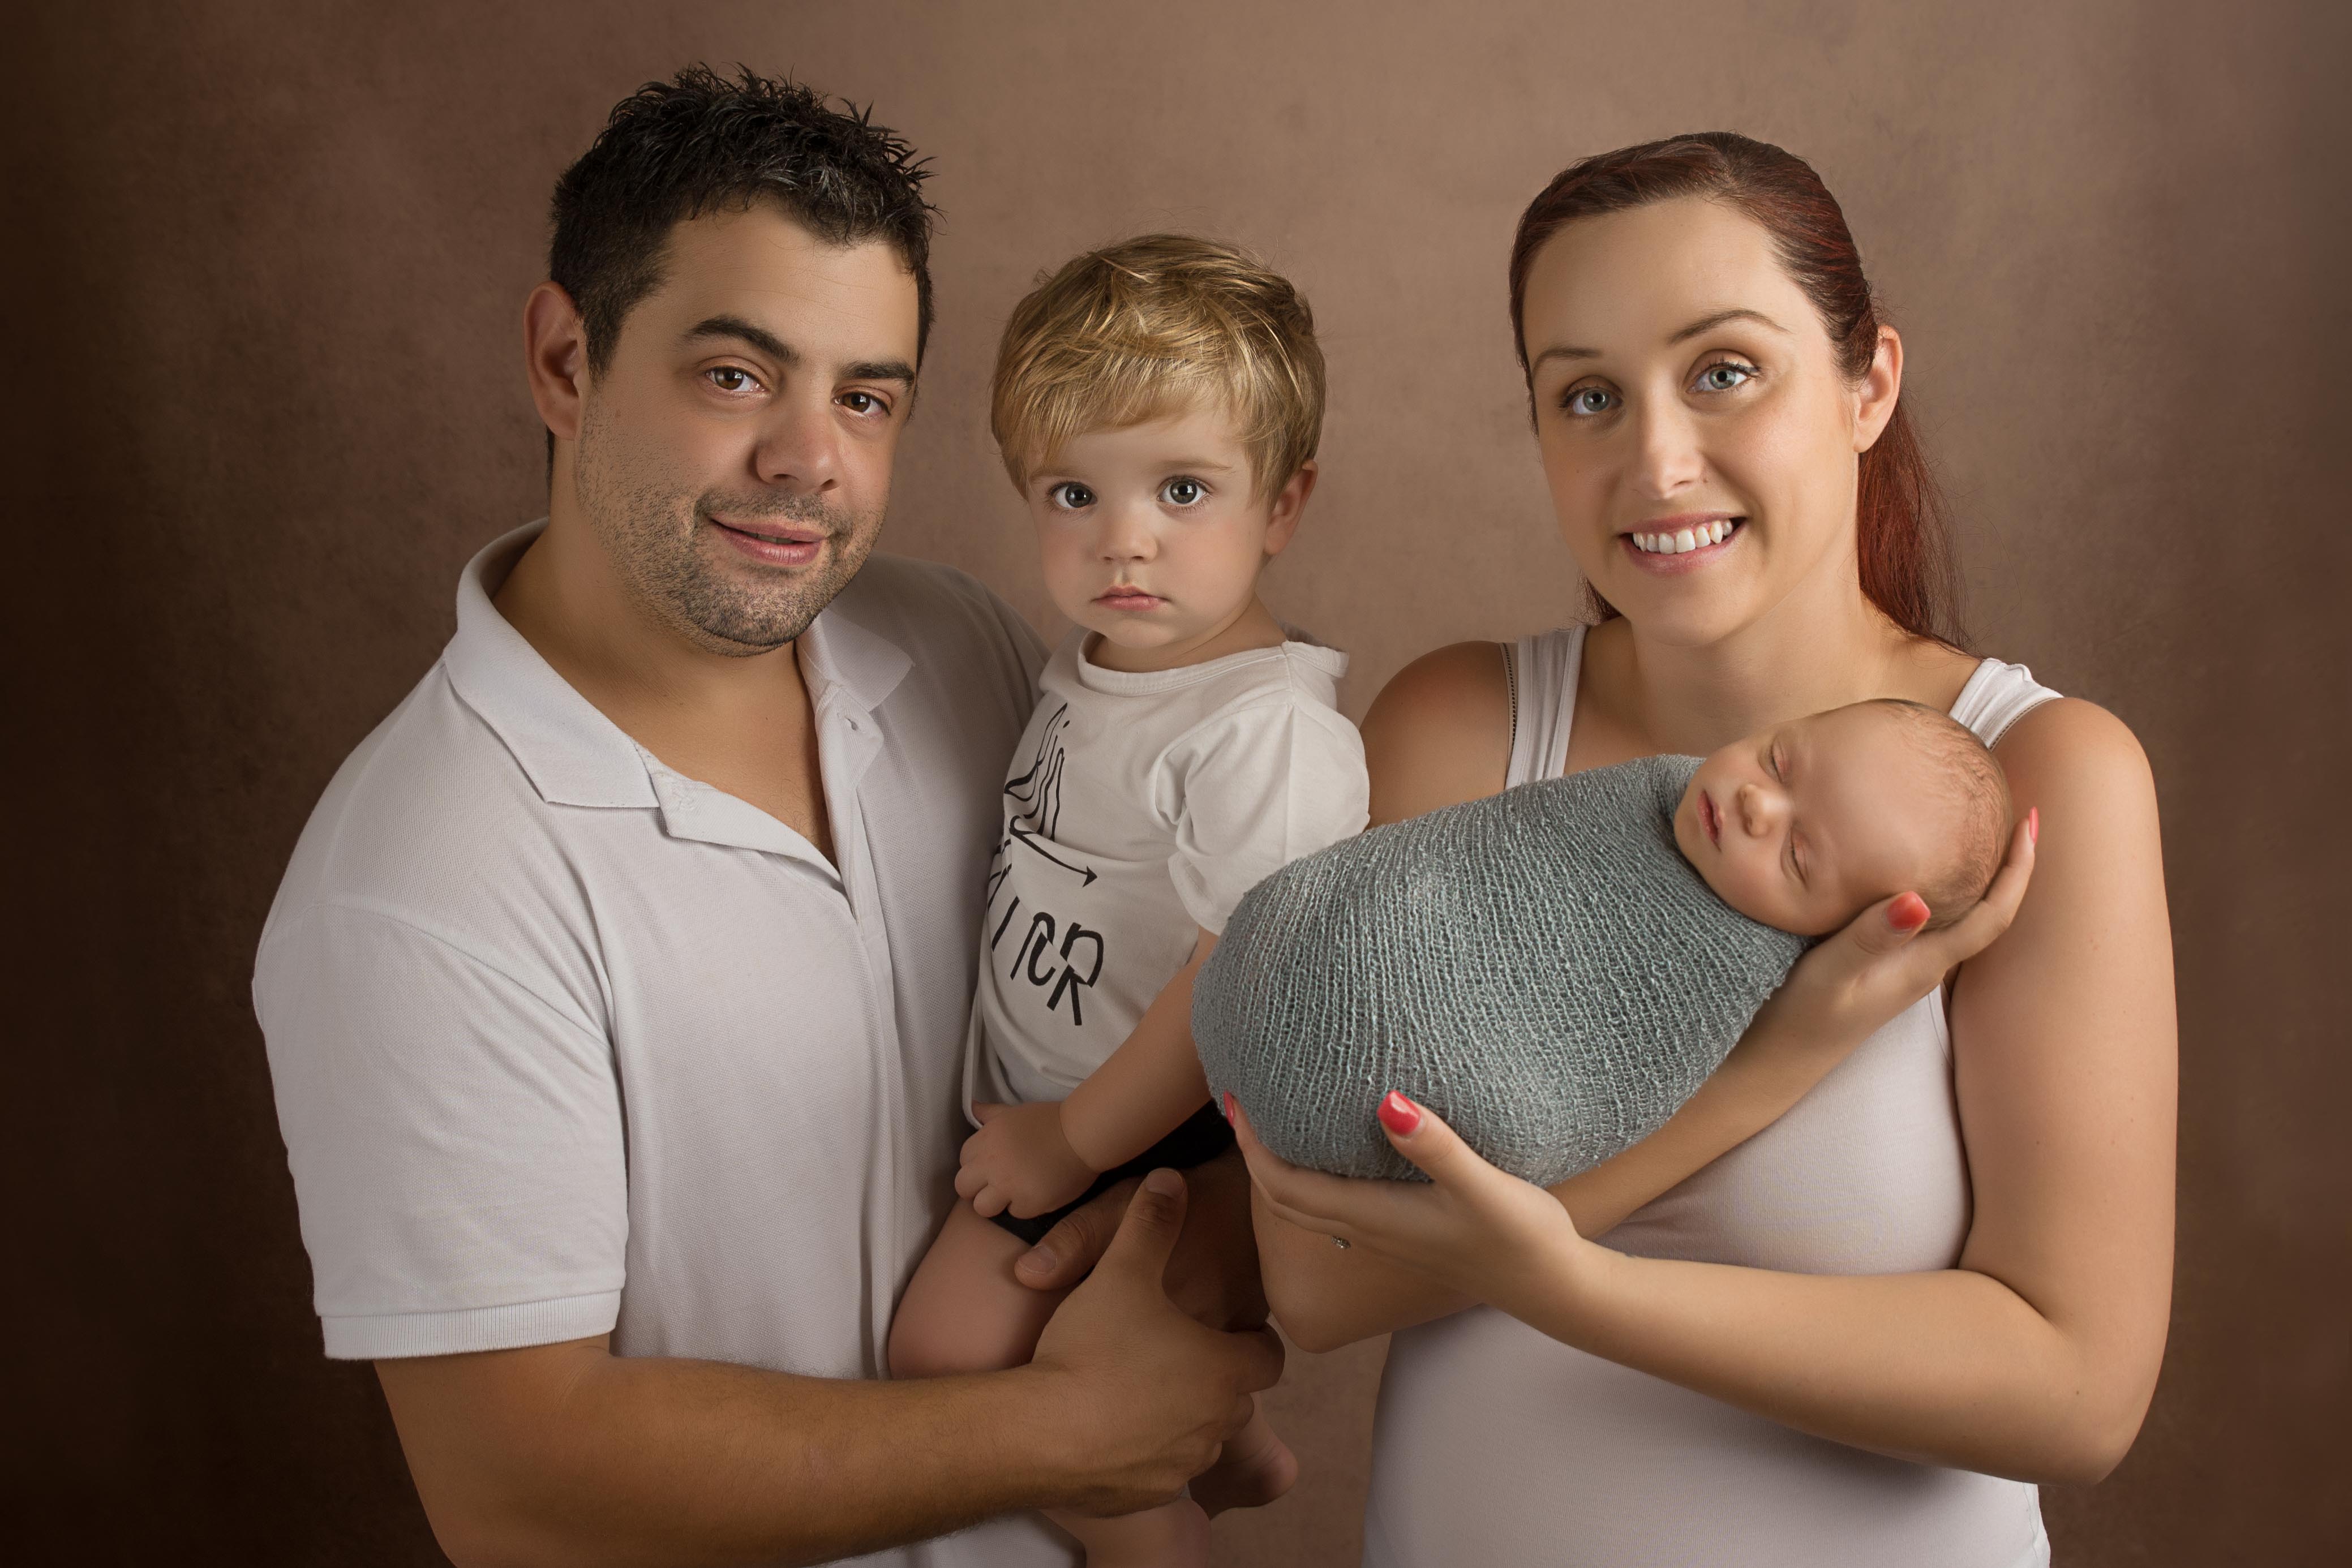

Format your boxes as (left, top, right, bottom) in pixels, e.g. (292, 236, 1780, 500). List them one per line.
(1529, 308, 1791, 373)
(1668, 307, 1787, 344)
(681, 316, 916, 386)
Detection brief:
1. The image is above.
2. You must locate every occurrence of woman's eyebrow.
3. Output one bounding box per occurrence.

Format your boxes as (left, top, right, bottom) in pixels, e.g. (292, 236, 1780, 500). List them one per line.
(1667, 307, 1788, 344)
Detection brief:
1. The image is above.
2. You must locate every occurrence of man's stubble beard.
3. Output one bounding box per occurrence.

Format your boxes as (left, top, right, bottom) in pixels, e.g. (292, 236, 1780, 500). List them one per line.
(574, 396, 885, 655)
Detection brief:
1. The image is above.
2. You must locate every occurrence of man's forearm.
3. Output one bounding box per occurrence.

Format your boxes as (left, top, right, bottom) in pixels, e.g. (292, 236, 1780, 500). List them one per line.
(380, 1339, 1079, 1568)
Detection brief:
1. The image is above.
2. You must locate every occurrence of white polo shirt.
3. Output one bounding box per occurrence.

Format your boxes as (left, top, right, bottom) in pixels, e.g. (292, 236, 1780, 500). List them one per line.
(256, 522, 1074, 1565)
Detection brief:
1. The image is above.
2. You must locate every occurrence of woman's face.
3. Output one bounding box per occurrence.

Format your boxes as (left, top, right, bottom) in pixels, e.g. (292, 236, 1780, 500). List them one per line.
(1518, 196, 1899, 648)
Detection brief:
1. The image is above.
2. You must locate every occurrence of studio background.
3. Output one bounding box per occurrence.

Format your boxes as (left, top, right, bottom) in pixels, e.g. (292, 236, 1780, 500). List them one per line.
(10, 1, 2345, 1562)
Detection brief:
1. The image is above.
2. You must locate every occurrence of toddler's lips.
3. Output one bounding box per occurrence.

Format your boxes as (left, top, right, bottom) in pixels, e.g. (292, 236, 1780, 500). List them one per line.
(1096, 587, 1163, 611)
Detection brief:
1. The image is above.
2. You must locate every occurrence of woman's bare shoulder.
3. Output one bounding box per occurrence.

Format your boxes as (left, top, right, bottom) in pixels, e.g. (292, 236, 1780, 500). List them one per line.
(1994, 696, 2156, 806)
(1360, 641, 1514, 825)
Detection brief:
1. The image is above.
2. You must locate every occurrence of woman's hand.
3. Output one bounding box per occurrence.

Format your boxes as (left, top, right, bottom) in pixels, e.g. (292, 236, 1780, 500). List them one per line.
(958, 1102, 1098, 1219)
(1229, 1091, 1597, 1319)
(1758, 810, 2040, 1066)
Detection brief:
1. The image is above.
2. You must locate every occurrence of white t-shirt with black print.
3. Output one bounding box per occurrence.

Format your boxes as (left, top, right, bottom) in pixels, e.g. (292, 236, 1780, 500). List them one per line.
(965, 628, 1370, 1110)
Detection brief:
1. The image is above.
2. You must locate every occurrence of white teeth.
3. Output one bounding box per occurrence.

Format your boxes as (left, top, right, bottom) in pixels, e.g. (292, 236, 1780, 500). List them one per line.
(1673, 528, 1697, 552)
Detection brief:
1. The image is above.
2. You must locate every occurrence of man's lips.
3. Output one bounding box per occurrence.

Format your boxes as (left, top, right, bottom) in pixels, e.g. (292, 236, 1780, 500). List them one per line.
(709, 517, 828, 566)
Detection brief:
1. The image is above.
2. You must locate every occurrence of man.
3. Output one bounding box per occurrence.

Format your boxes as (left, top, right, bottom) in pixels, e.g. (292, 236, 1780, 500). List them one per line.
(254, 67, 1280, 1567)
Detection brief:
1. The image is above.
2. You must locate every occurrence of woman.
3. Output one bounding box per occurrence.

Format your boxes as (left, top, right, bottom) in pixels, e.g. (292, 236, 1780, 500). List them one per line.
(1233, 134, 2175, 1565)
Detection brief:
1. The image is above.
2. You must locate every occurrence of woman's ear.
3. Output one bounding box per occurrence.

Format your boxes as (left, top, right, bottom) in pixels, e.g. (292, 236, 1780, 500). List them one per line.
(524, 281, 591, 445)
(1263, 459, 1319, 557)
(1853, 324, 1904, 453)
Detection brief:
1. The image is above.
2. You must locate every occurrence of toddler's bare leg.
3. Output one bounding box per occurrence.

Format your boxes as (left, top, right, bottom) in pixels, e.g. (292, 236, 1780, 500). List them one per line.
(888, 1200, 1067, 1379)
(1187, 1397, 1298, 1517)
(1047, 1498, 1212, 1567)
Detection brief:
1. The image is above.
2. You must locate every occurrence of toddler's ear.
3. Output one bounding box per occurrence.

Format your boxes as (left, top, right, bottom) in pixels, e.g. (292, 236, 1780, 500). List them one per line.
(1263, 460, 1319, 556)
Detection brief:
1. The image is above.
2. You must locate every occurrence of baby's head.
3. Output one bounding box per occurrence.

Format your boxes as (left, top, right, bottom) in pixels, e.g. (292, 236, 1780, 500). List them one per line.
(1673, 699, 2013, 937)
(992, 235, 1324, 664)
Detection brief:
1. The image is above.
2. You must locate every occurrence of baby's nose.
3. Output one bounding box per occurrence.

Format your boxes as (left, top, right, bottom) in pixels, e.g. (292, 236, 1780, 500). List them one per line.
(1736, 781, 1780, 834)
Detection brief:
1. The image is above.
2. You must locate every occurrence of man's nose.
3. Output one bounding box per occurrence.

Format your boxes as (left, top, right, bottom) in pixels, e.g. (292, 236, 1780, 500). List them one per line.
(750, 394, 844, 496)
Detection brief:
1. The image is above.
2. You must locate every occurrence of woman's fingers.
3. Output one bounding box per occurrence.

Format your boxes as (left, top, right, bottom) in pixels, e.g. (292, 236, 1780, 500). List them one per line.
(1918, 811, 2039, 965)
(1374, 1092, 1487, 1191)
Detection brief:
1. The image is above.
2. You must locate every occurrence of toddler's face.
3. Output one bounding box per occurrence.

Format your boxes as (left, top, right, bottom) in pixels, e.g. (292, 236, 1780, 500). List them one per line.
(1672, 704, 1952, 936)
(1025, 404, 1309, 671)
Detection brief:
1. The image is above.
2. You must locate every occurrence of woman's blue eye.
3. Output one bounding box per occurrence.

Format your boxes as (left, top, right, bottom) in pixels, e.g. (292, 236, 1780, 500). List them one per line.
(1050, 483, 1095, 510)
(1161, 477, 1205, 506)
(1697, 361, 1756, 392)
(1564, 386, 1616, 416)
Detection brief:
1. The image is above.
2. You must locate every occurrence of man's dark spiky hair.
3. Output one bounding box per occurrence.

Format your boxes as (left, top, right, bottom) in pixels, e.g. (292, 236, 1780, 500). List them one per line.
(550, 65, 937, 373)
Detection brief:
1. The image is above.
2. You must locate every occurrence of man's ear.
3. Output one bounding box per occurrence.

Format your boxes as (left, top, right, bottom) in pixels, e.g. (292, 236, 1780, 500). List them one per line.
(1853, 324, 1903, 454)
(1263, 459, 1319, 557)
(524, 281, 591, 444)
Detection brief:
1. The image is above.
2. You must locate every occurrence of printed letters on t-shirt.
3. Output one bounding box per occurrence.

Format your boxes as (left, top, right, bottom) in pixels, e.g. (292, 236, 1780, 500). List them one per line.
(985, 703, 1106, 1025)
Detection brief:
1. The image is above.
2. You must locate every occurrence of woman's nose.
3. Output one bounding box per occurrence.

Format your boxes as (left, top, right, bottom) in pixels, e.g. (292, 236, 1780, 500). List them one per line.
(1630, 400, 1705, 498)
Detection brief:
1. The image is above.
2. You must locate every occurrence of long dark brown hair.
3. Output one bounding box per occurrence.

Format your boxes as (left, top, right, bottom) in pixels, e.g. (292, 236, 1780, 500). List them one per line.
(1509, 132, 1963, 647)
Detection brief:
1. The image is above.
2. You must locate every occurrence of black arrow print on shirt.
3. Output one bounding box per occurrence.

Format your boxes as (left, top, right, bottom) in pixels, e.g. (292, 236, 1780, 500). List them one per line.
(1007, 820, 1098, 886)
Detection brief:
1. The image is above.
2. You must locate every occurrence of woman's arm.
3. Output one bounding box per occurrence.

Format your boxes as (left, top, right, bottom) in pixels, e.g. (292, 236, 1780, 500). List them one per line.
(1248, 699, 2177, 1481)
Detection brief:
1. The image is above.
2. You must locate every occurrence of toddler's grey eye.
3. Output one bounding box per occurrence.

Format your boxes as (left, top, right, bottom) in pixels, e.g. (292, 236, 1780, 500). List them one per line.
(1051, 483, 1096, 510)
(1162, 478, 1205, 506)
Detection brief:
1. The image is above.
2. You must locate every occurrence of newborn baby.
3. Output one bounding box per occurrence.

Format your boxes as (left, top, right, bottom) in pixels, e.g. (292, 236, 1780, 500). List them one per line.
(1193, 698, 2012, 1185)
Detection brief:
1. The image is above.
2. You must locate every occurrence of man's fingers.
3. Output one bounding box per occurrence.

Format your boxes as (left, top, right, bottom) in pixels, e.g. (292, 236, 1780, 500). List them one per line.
(1015, 1175, 1140, 1291)
(1225, 1323, 1286, 1393)
(1097, 1168, 1188, 1281)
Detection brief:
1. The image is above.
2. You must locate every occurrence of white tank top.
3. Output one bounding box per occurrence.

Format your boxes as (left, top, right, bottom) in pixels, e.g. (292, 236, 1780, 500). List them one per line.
(1363, 625, 2061, 1568)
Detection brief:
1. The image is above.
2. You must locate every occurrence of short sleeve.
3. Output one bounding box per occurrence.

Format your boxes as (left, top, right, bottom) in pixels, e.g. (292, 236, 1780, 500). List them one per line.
(254, 901, 628, 1359)
(1164, 698, 1370, 934)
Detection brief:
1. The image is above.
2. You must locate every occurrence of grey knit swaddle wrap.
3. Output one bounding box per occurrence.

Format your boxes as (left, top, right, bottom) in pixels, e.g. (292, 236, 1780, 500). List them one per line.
(1193, 754, 1809, 1185)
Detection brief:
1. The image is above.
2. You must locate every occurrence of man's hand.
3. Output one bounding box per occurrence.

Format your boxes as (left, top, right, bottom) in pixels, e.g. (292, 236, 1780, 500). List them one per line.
(957, 1101, 1098, 1218)
(1014, 1146, 1268, 1332)
(1026, 1168, 1286, 1517)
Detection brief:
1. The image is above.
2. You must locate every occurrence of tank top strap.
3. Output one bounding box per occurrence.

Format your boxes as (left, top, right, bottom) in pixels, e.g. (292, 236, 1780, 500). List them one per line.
(1506, 625, 1588, 788)
(1948, 655, 2065, 747)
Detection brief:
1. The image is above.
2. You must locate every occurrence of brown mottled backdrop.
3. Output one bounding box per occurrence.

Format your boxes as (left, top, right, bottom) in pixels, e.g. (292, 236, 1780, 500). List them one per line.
(8, 1, 2344, 1561)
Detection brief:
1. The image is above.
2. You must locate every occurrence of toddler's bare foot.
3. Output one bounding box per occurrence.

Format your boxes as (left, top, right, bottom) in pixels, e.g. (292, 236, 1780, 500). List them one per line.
(1188, 1416, 1299, 1518)
(1055, 1497, 1211, 1566)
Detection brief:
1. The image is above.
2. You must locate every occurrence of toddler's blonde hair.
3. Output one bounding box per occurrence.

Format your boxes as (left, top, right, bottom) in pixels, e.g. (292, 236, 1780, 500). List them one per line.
(991, 234, 1324, 498)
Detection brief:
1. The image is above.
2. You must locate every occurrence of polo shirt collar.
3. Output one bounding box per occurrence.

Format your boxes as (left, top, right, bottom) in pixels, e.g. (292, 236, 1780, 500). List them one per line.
(446, 522, 656, 809)
(444, 521, 919, 814)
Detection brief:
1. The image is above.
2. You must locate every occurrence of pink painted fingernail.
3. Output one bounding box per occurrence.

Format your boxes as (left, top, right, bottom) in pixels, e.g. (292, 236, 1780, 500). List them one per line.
(2028, 807, 2039, 845)
(1377, 1092, 1421, 1136)
(1222, 1092, 1237, 1123)
(1889, 892, 1930, 933)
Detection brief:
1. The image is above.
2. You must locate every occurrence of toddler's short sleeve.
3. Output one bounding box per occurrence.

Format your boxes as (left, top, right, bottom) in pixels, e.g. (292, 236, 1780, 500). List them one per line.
(1162, 697, 1370, 935)
(255, 901, 629, 1359)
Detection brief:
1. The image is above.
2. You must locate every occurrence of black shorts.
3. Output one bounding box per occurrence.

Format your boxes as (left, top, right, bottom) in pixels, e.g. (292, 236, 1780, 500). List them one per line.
(985, 1101, 1236, 1246)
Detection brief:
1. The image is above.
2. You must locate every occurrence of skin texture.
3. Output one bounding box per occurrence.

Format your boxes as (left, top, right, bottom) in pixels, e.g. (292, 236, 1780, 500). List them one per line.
(1675, 702, 1985, 936)
(1241, 194, 2175, 1489)
(374, 203, 1286, 1568)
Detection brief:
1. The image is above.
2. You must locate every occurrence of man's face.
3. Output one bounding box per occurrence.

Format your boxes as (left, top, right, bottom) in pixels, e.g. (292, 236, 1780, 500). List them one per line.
(570, 204, 921, 653)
